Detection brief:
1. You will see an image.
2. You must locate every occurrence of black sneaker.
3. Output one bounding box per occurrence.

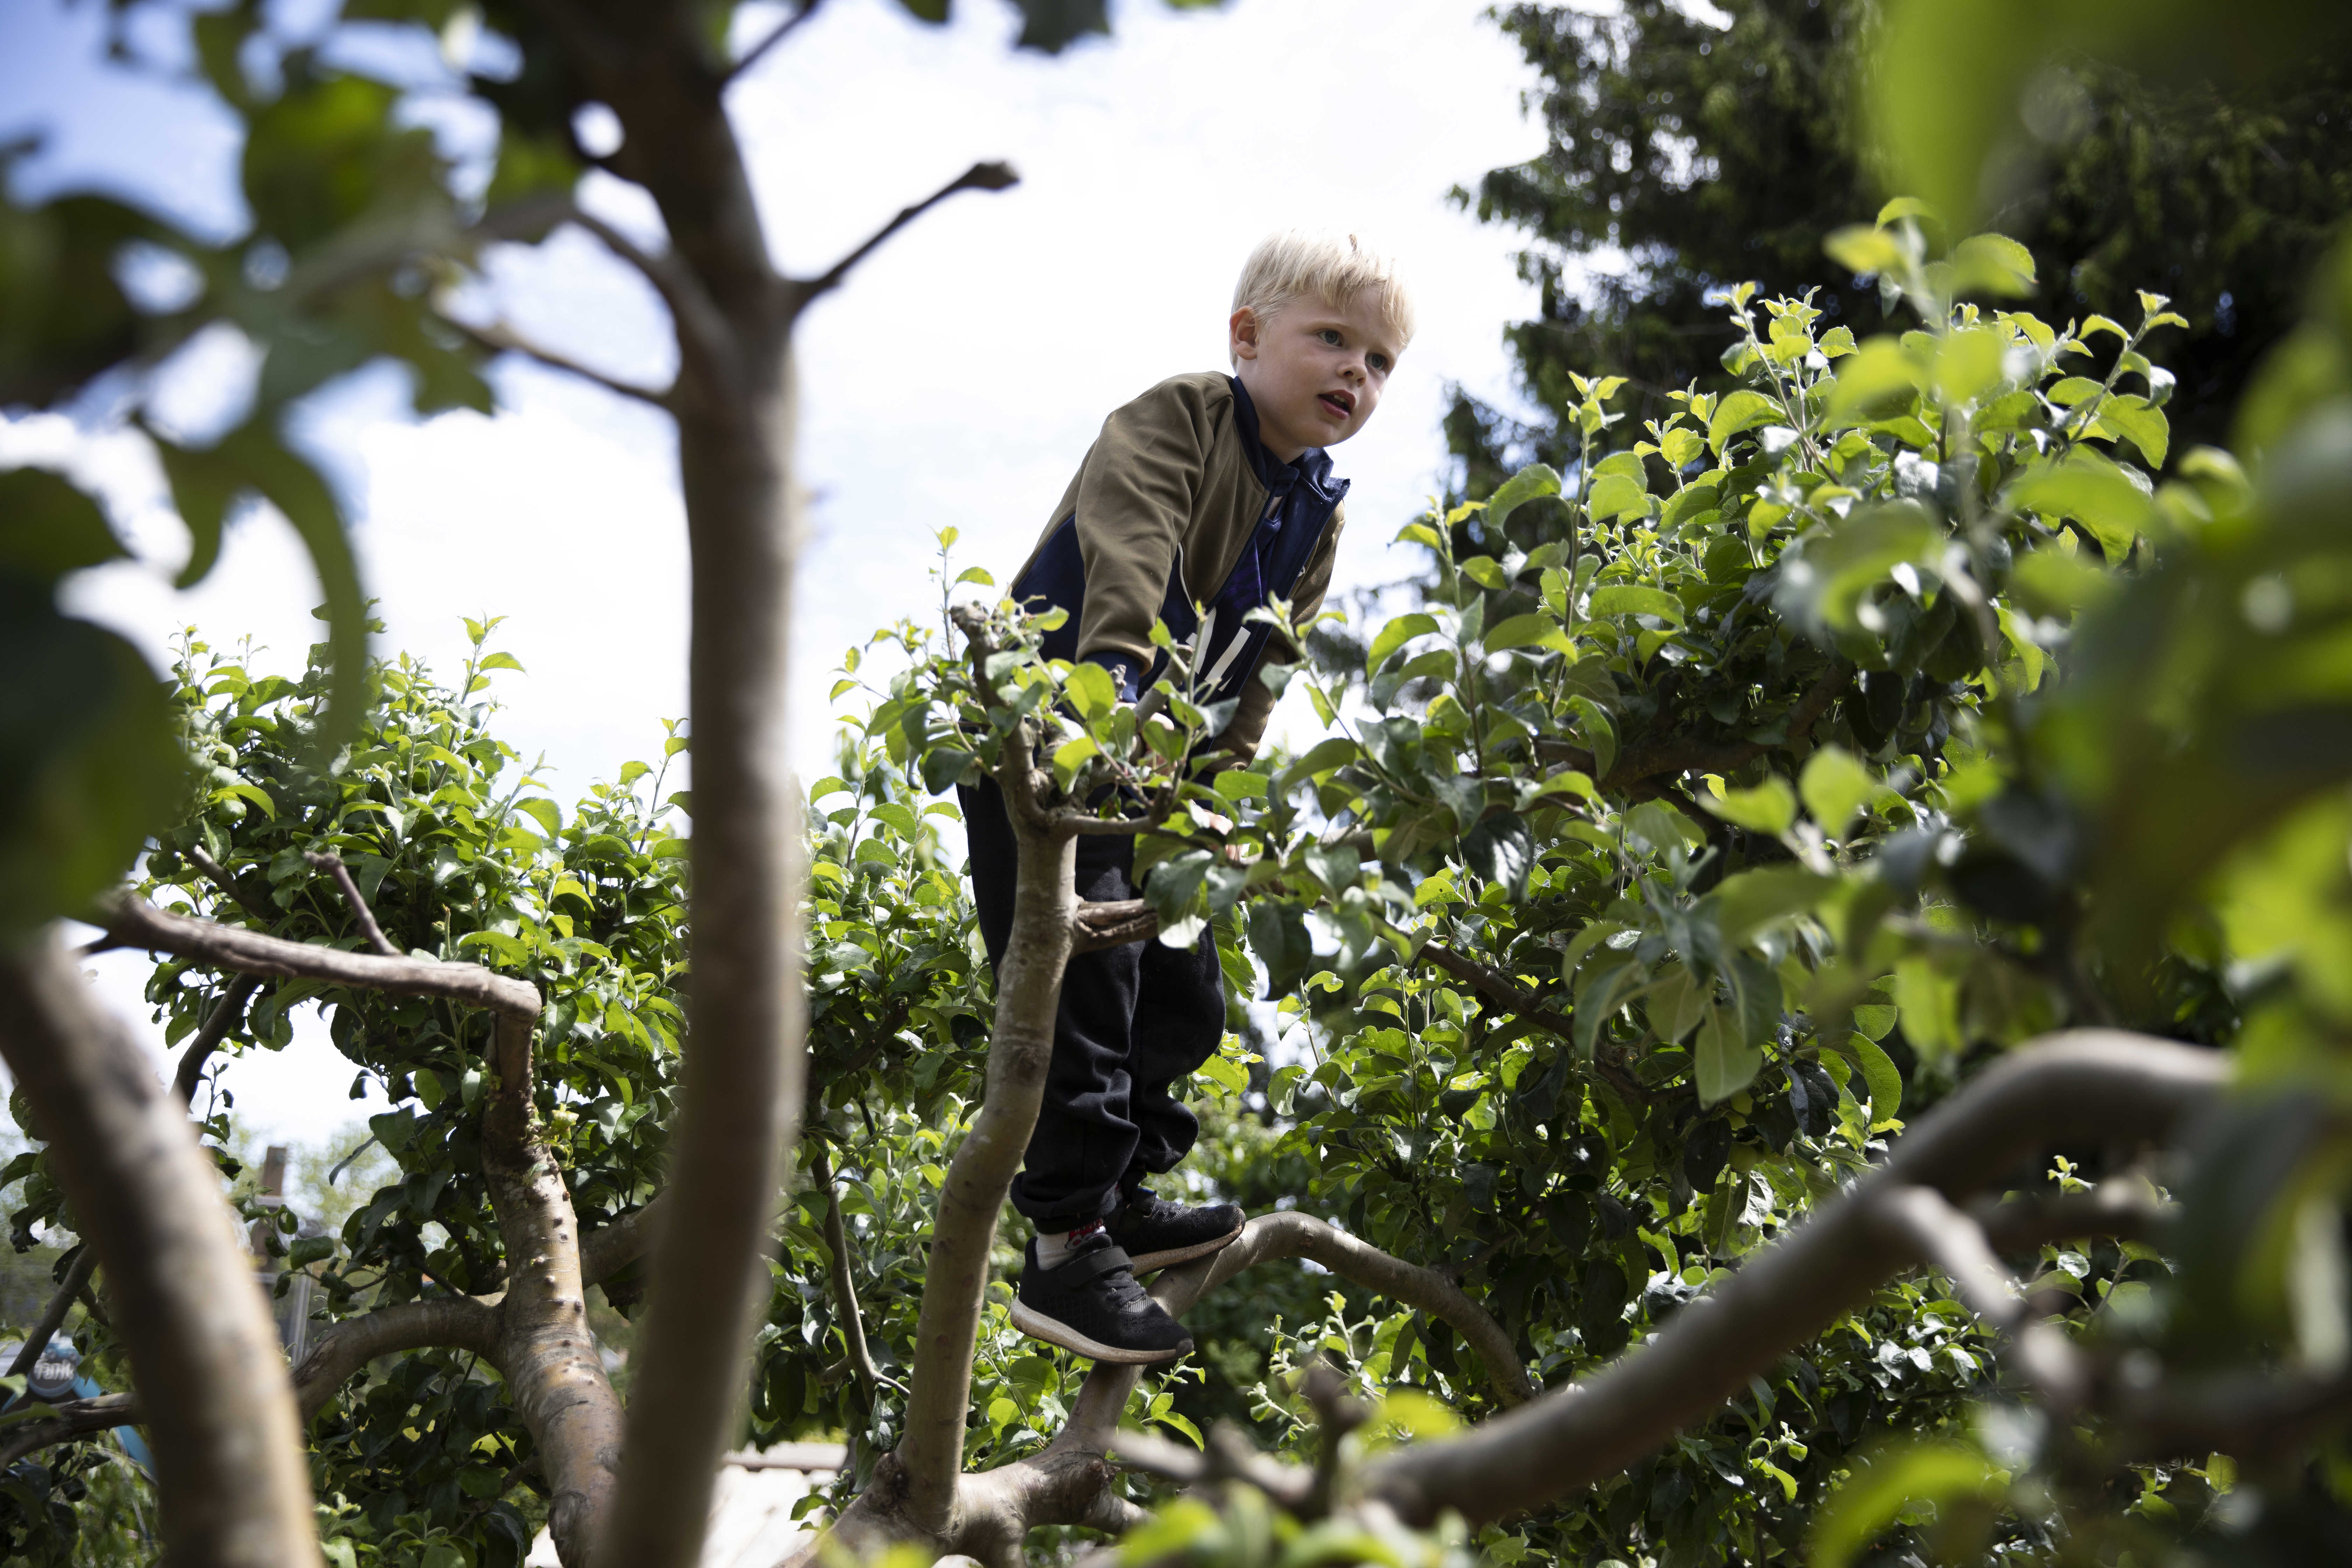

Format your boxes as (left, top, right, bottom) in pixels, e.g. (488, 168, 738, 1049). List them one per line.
(1107, 1186, 1246, 1274)
(1011, 1231, 1193, 1365)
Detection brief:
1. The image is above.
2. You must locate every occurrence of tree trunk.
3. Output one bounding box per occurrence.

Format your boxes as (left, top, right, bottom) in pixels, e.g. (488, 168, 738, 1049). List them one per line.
(591, 321, 809, 1568)
(0, 937, 317, 1567)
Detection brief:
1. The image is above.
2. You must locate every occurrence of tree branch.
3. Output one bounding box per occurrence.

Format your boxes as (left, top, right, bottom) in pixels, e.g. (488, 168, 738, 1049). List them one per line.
(302, 852, 398, 957)
(0, 937, 316, 1559)
(187, 844, 278, 923)
(171, 973, 264, 1105)
(1418, 941, 1648, 1106)
(1072, 898, 1158, 953)
(791, 162, 1020, 313)
(6, 1247, 99, 1382)
(101, 895, 539, 1018)
(1874, 1185, 2090, 1415)
(580, 1193, 668, 1287)
(1353, 1031, 2226, 1528)
(722, 0, 823, 83)
(439, 313, 676, 411)
(815, 1149, 883, 1409)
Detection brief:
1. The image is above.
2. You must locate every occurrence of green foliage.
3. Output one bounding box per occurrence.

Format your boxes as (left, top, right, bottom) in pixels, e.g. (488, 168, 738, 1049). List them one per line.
(1459, 0, 2352, 458)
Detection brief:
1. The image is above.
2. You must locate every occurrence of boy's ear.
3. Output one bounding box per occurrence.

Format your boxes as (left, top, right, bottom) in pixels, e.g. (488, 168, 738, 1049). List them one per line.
(1229, 306, 1262, 362)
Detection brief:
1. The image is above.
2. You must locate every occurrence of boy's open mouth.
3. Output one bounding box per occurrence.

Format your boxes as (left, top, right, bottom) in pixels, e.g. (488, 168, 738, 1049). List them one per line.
(1318, 391, 1355, 418)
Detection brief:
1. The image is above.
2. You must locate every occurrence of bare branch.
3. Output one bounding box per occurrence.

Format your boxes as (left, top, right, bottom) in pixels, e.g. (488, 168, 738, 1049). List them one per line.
(439, 313, 676, 411)
(580, 1193, 668, 1286)
(2122, 1366, 2352, 1464)
(792, 162, 1020, 313)
(6, 1247, 99, 1381)
(292, 1297, 502, 1419)
(187, 844, 278, 923)
(1353, 1031, 2227, 1528)
(101, 896, 538, 1018)
(0, 937, 316, 1557)
(1874, 1185, 2090, 1415)
(0, 1391, 141, 1470)
(722, 0, 823, 83)
(171, 973, 264, 1105)
(816, 1149, 883, 1409)
(1419, 941, 1648, 1107)
(302, 852, 398, 957)
(1072, 898, 1158, 953)
(1974, 1186, 2168, 1254)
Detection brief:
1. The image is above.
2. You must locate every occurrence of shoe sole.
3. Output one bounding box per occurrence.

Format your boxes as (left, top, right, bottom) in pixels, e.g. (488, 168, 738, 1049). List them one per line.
(1008, 1301, 1193, 1365)
(1125, 1212, 1247, 1275)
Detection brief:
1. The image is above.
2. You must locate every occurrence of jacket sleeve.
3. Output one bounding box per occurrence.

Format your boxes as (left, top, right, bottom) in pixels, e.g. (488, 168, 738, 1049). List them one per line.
(1069, 378, 1218, 672)
(1211, 500, 1347, 767)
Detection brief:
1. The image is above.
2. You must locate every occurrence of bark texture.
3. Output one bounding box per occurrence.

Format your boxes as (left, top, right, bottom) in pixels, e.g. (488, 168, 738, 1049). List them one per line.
(0, 937, 317, 1567)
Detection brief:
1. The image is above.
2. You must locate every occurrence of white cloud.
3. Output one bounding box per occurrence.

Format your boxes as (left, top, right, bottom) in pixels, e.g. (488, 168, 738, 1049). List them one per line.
(15, 0, 1549, 1147)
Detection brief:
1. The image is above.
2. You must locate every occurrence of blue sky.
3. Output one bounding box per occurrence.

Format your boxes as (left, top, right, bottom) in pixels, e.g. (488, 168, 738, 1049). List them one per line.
(3, 0, 1569, 1149)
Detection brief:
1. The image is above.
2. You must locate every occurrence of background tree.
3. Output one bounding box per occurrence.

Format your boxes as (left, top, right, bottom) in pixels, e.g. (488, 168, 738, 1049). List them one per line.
(1448, 0, 2352, 482)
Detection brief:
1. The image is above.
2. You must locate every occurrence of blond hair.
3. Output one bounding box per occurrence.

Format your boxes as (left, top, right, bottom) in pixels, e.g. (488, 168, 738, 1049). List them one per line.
(1229, 229, 1416, 368)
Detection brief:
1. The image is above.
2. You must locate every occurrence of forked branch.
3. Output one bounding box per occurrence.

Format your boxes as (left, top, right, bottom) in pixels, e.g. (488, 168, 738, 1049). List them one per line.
(793, 162, 1020, 313)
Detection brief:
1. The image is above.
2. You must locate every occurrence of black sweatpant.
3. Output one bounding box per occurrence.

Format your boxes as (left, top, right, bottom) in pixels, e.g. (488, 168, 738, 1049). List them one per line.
(958, 778, 1226, 1230)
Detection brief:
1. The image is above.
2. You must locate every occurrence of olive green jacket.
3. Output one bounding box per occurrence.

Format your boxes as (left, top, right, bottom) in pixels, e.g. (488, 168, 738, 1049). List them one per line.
(1010, 371, 1348, 762)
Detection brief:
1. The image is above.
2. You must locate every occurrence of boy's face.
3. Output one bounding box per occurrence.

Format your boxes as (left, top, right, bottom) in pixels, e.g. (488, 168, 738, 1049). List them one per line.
(1229, 290, 1404, 463)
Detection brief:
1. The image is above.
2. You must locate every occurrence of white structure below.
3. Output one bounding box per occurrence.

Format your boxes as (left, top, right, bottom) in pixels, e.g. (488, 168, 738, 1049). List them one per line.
(523, 1444, 847, 1567)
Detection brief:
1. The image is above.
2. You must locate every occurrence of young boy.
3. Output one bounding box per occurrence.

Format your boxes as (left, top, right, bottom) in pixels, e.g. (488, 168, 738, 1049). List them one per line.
(961, 230, 1414, 1364)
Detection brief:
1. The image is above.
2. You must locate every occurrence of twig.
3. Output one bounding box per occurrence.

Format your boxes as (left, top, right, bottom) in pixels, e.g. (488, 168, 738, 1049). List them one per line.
(302, 851, 399, 957)
(542, 203, 733, 378)
(437, 314, 675, 411)
(170, 973, 264, 1106)
(1072, 899, 1158, 954)
(1419, 941, 1649, 1107)
(1874, 1185, 2091, 1415)
(6, 1248, 98, 1380)
(722, 0, 823, 83)
(793, 162, 1019, 311)
(814, 1149, 885, 1409)
(187, 845, 278, 923)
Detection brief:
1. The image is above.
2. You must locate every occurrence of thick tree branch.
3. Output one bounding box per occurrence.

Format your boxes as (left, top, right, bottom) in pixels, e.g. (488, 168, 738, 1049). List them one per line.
(791, 162, 1020, 313)
(439, 313, 676, 410)
(102, 896, 539, 1018)
(302, 852, 398, 957)
(187, 844, 278, 923)
(1354, 1031, 2226, 1528)
(0, 1391, 141, 1470)
(579, 1193, 668, 1286)
(0, 937, 316, 1562)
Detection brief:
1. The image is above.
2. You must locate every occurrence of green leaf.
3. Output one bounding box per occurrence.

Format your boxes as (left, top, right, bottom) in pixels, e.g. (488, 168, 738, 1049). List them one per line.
(1894, 956, 1963, 1059)
(1064, 660, 1116, 721)
(1823, 337, 1922, 427)
(1566, 696, 1616, 779)
(1708, 390, 1782, 454)
(1799, 746, 1878, 836)
(1463, 811, 1533, 901)
(2004, 456, 2155, 564)
(1586, 471, 1649, 522)
(1586, 584, 1685, 626)
(1949, 231, 2037, 297)
(955, 565, 996, 587)
(1483, 611, 1569, 653)
(1702, 777, 1796, 836)
(2098, 394, 2171, 468)
(1368, 613, 1439, 669)
(1845, 1031, 1902, 1119)
(1696, 1006, 1763, 1105)
(1710, 866, 1836, 945)
(1485, 463, 1563, 529)
(1824, 224, 1910, 278)
(0, 468, 126, 584)
(1809, 1441, 2003, 1568)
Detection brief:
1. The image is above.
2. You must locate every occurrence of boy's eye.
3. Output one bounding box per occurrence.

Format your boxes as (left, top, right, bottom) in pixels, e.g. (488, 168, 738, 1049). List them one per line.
(1368, 354, 1391, 373)
(1317, 329, 1343, 346)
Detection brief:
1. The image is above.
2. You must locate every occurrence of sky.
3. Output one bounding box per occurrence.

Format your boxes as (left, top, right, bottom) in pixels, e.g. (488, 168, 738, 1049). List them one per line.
(0, 0, 1573, 1152)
